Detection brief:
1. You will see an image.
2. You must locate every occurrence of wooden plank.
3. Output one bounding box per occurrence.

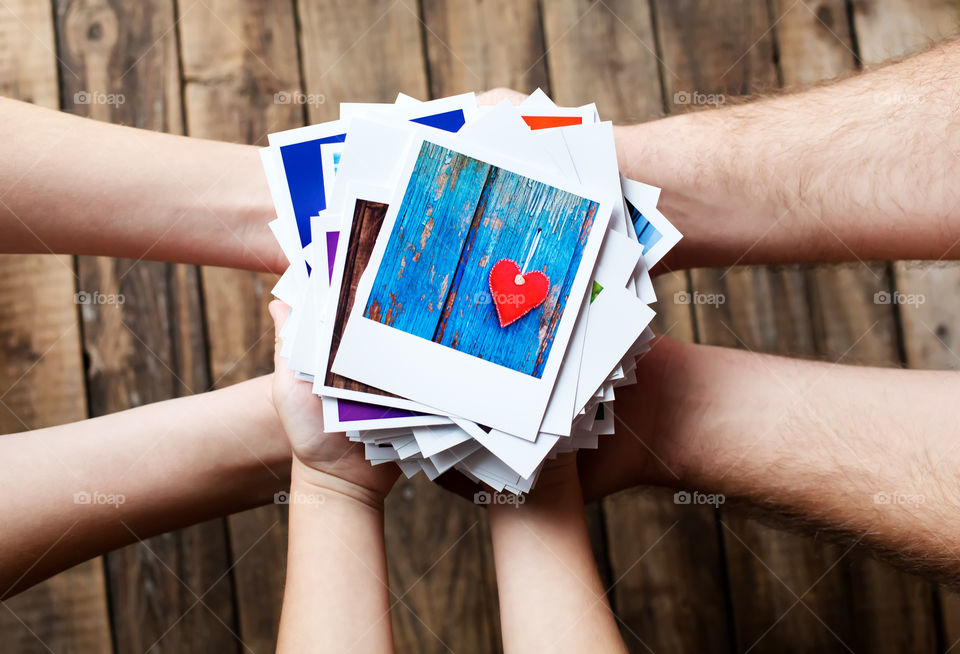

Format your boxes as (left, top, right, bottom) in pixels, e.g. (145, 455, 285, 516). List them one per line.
(420, 0, 548, 95)
(297, 3, 504, 652)
(178, 0, 301, 650)
(0, 1, 113, 652)
(850, 1, 960, 650)
(53, 1, 239, 651)
(651, 1, 875, 652)
(297, 0, 430, 122)
(541, 2, 731, 652)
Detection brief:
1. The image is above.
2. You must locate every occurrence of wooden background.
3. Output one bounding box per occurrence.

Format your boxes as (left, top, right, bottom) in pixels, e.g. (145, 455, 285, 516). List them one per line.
(1, 0, 958, 652)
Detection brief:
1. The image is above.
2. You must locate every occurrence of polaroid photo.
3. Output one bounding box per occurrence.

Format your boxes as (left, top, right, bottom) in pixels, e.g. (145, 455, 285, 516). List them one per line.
(333, 129, 613, 440)
(521, 88, 557, 109)
(267, 120, 349, 252)
(473, 428, 561, 480)
(395, 92, 422, 105)
(320, 142, 345, 214)
(340, 92, 477, 131)
(538, 227, 641, 436)
(621, 176, 682, 268)
(321, 396, 452, 433)
(313, 188, 456, 430)
(286, 213, 340, 377)
(430, 440, 482, 476)
(316, 182, 454, 418)
(575, 286, 654, 413)
(411, 424, 472, 458)
(264, 101, 475, 258)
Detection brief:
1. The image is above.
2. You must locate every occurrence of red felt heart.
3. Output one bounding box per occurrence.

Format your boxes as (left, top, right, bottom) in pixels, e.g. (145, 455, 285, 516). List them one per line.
(488, 259, 551, 328)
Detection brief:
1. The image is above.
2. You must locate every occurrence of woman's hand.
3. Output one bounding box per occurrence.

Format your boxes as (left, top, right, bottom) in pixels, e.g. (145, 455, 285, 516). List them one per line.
(268, 300, 399, 501)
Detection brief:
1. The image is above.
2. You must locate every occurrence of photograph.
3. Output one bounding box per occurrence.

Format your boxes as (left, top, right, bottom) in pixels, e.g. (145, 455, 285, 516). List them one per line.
(333, 132, 610, 440)
(362, 140, 600, 378)
(626, 197, 663, 255)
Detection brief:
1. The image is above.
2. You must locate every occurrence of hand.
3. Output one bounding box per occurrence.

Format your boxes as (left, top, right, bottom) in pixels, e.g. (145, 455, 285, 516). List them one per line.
(577, 336, 697, 501)
(268, 301, 399, 500)
(476, 87, 528, 106)
(435, 338, 695, 504)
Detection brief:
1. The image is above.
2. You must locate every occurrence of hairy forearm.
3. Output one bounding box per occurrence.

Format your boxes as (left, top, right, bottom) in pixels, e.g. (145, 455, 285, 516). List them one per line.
(278, 462, 393, 653)
(616, 40, 960, 271)
(0, 375, 291, 597)
(0, 98, 283, 272)
(619, 340, 960, 583)
(490, 464, 625, 654)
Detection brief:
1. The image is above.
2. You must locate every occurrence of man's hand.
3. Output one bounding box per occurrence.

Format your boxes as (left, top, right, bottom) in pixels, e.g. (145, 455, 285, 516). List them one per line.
(476, 87, 528, 106)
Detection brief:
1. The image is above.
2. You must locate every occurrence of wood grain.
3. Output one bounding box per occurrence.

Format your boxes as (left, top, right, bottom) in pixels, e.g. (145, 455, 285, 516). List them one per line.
(54, 1, 239, 651)
(178, 0, 302, 650)
(0, 1, 113, 652)
(421, 0, 548, 95)
(296, 0, 430, 122)
(851, 2, 960, 651)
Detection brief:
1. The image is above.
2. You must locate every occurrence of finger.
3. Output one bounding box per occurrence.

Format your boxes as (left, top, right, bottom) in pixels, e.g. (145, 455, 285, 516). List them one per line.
(269, 300, 292, 368)
(476, 87, 527, 106)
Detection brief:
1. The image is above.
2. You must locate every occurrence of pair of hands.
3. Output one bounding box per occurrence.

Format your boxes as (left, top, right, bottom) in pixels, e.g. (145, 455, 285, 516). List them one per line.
(268, 87, 689, 502)
(267, 300, 624, 504)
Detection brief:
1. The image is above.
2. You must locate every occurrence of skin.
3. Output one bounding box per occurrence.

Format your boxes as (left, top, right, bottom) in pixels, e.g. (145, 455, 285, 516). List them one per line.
(0, 374, 290, 598)
(268, 300, 398, 653)
(0, 97, 284, 273)
(269, 301, 625, 653)
(489, 455, 627, 654)
(584, 336, 960, 584)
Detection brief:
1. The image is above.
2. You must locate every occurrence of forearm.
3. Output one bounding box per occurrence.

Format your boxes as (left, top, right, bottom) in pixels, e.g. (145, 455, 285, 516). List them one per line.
(616, 40, 960, 271)
(489, 465, 625, 654)
(618, 340, 960, 582)
(277, 461, 393, 653)
(0, 375, 291, 597)
(0, 97, 283, 272)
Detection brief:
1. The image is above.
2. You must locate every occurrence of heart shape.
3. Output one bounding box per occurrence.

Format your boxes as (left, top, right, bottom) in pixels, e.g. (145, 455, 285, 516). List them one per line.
(488, 259, 550, 328)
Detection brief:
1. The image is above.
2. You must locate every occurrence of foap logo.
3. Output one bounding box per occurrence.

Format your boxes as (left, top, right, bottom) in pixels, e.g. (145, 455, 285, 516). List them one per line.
(874, 91, 924, 106)
(873, 491, 925, 507)
(474, 490, 525, 508)
(73, 490, 126, 508)
(274, 91, 326, 107)
(674, 490, 725, 508)
(873, 291, 925, 308)
(75, 291, 125, 306)
(674, 91, 726, 107)
(674, 291, 725, 307)
(274, 490, 326, 506)
(74, 90, 125, 107)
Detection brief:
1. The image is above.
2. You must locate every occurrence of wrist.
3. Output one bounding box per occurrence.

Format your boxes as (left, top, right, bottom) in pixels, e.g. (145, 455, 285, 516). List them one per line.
(290, 458, 386, 512)
(207, 142, 285, 273)
(658, 342, 797, 497)
(614, 111, 788, 271)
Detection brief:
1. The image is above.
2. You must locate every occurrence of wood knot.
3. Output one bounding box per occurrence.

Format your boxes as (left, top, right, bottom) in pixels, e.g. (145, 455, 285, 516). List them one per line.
(63, 0, 120, 58)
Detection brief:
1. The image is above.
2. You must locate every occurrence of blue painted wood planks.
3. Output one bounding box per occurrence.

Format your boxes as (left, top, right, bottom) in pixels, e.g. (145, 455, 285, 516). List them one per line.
(364, 140, 598, 378)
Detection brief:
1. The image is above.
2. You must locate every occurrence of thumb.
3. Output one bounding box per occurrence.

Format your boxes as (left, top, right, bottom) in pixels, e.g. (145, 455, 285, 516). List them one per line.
(269, 300, 291, 367)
